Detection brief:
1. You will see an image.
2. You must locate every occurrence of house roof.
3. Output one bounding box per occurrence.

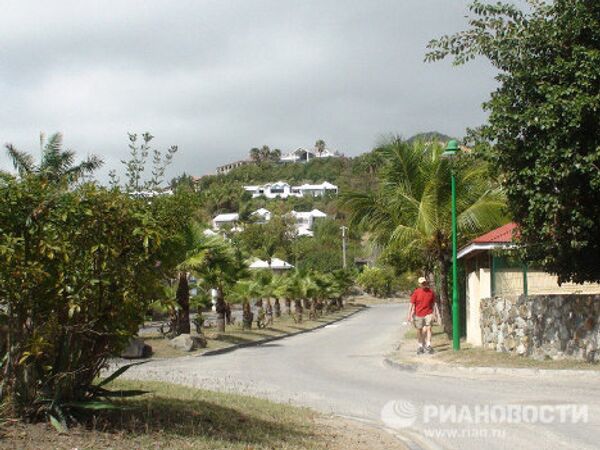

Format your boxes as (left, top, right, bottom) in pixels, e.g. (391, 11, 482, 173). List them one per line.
(252, 208, 271, 217)
(297, 181, 338, 190)
(248, 258, 270, 269)
(310, 208, 327, 217)
(249, 257, 294, 269)
(213, 213, 239, 222)
(473, 222, 518, 244)
(457, 222, 518, 260)
(270, 258, 294, 269)
(291, 209, 327, 220)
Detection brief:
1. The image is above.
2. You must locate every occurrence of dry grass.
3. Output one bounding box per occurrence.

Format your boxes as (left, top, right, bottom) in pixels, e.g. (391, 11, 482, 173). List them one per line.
(397, 326, 600, 371)
(0, 379, 405, 450)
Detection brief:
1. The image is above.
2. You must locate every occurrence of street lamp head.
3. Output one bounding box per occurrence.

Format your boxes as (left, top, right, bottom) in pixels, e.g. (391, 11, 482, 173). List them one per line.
(441, 139, 460, 158)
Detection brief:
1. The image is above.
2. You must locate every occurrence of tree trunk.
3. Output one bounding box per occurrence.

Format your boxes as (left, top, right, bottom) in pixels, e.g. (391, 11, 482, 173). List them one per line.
(242, 300, 253, 330)
(294, 299, 303, 323)
(309, 299, 317, 320)
(266, 299, 273, 326)
(274, 298, 281, 318)
(437, 258, 452, 336)
(285, 298, 292, 315)
(174, 272, 190, 335)
(215, 288, 226, 332)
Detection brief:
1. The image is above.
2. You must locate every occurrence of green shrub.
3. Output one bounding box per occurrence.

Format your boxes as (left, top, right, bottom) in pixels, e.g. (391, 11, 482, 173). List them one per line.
(0, 177, 167, 419)
(355, 266, 398, 297)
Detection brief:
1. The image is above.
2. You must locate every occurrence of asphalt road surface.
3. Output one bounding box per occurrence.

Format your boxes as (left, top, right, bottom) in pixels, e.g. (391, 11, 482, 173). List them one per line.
(123, 304, 600, 450)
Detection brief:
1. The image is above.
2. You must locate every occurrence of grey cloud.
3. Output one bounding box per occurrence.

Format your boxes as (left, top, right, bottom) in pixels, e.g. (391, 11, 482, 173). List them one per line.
(0, 0, 509, 181)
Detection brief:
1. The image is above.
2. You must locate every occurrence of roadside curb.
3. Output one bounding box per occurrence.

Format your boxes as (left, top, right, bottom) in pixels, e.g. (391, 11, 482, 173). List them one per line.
(383, 357, 600, 378)
(202, 305, 367, 357)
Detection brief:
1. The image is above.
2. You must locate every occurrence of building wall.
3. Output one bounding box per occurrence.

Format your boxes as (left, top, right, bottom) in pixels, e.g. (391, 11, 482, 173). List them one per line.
(466, 268, 491, 346)
(494, 269, 600, 296)
(480, 294, 600, 362)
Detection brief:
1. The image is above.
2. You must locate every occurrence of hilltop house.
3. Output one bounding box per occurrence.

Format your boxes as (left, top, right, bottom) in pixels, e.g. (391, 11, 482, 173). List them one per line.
(280, 147, 339, 163)
(244, 181, 293, 199)
(243, 181, 338, 199)
(458, 222, 600, 361)
(216, 159, 253, 175)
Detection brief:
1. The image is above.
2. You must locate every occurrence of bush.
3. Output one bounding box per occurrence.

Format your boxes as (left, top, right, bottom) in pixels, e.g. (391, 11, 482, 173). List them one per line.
(0, 177, 167, 419)
(355, 266, 398, 298)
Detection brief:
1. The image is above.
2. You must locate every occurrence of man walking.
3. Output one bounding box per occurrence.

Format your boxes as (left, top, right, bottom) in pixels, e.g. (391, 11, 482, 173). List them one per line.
(407, 277, 440, 355)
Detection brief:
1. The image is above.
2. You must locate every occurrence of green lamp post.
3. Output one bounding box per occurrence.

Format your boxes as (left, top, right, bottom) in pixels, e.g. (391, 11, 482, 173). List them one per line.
(442, 139, 460, 351)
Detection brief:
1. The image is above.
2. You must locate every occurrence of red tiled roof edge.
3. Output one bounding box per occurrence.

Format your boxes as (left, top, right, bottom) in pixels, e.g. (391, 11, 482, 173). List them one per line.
(472, 222, 519, 244)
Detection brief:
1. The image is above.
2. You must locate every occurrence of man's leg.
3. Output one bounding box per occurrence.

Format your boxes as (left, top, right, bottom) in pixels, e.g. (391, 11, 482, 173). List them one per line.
(424, 326, 432, 346)
(416, 327, 424, 354)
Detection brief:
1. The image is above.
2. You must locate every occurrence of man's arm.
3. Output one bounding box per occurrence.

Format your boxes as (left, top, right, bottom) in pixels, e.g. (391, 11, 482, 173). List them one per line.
(407, 303, 414, 322)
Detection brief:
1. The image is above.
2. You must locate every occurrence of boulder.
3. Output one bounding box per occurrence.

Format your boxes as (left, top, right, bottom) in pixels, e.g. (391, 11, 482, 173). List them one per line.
(121, 338, 152, 359)
(169, 334, 207, 352)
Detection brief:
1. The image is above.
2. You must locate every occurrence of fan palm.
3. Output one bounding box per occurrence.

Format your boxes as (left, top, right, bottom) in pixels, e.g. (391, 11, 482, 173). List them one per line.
(5, 132, 102, 185)
(230, 279, 260, 330)
(342, 138, 507, 334)
(180, 231, 244, 332)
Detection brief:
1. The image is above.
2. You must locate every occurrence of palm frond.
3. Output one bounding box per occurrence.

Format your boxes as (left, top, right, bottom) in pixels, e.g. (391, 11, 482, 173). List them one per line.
(5, 144, 35, 175)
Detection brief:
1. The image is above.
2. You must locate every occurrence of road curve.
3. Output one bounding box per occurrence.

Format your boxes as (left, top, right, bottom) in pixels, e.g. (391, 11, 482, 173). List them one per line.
(123, 304, 600, 450)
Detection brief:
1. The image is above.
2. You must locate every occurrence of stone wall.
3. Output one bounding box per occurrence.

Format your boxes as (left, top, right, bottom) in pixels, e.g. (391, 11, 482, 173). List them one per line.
(480, 294, 600, 362)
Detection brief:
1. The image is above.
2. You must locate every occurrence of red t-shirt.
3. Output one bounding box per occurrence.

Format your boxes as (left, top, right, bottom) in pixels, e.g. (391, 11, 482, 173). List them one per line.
(410, 287, 436, 317)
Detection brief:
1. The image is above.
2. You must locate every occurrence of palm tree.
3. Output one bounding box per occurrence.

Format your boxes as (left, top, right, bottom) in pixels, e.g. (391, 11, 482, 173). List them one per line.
(331, 269, 354, 309)
(315, 139, 326, 157)
(254, 270, 274, 327)
(342, 138, 506, 335)
(273, 274, 293, 316)
(259, 145, 271, 162)
(230, 280, 259, 330)
(270, 274, 287, 318)
(6, 132, 102, 184)
(249, 147, 261, 162)
(180, 233, 243, 332)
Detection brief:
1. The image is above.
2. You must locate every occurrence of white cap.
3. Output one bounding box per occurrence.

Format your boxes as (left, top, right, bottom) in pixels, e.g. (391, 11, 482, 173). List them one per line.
(418, 276, 427, 284)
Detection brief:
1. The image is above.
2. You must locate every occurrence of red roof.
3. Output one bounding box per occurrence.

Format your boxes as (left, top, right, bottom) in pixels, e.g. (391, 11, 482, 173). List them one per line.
(472, 222, 518, 244)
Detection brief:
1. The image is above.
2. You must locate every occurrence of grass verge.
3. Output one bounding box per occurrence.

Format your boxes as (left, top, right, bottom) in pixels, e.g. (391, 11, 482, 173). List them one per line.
(396, 326, 599, 371)
(0, 379, 404, 450)
(147, 304, 364, 359)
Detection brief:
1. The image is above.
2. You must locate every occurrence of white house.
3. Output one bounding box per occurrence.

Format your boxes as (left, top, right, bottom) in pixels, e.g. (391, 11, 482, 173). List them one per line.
(280, 148, 315, 163)
(290, 209, 327, 236)
(212, 213, 239, 230)
(280, 147, 340, 163)
(295, 181, 338, 197)
(243, 181, 338, 199)
(251, 208, 272, 223)
(244, 181, 296, 199)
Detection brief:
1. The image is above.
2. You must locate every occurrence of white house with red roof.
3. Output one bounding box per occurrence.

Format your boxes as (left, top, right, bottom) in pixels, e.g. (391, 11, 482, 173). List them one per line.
(458, 222, 600, 347)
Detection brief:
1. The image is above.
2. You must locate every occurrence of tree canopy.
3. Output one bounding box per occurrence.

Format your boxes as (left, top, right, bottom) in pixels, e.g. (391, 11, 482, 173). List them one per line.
(426, 0, 600, 283)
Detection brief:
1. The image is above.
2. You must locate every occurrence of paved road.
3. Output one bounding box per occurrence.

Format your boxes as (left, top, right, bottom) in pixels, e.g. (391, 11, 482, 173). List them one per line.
(123, 304, 600, 450)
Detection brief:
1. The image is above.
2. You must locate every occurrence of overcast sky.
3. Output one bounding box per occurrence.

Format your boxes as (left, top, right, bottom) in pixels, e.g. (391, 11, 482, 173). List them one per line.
(1, 0, 502, 182)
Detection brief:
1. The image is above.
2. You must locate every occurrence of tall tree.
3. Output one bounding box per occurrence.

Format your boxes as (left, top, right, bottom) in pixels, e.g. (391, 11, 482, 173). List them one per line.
(426, 0, 600, 284)
(342, 138, 506, 334)
(315, 139, 326, 157)
(5, 132, 102, 185)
